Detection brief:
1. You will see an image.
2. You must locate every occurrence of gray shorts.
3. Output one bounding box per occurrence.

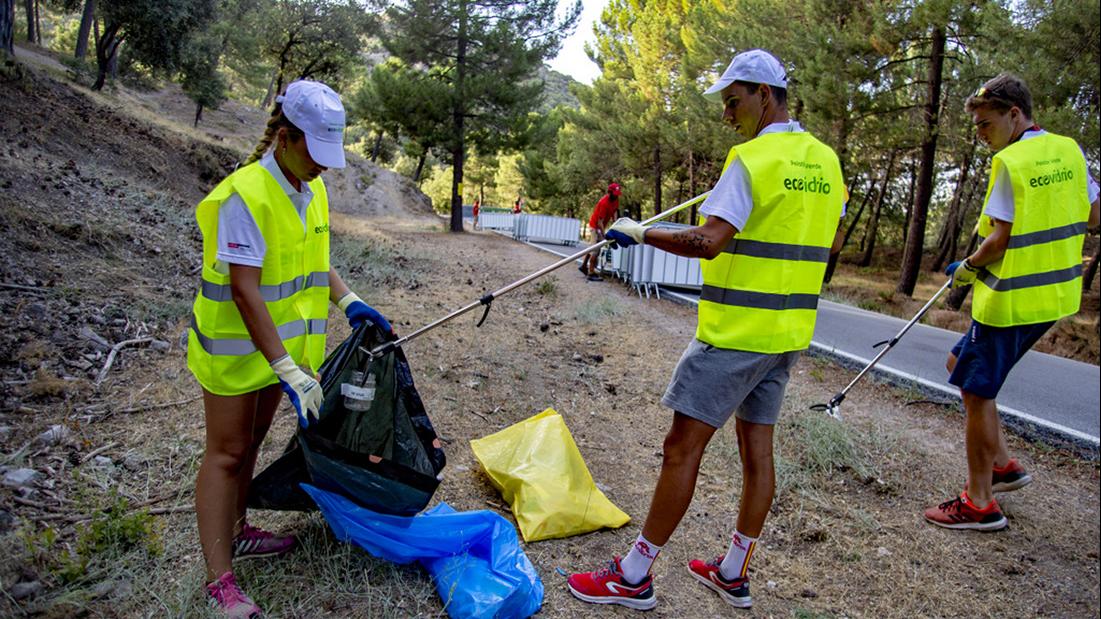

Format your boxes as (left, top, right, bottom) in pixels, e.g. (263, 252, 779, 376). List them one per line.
(661, 339, 800, 427)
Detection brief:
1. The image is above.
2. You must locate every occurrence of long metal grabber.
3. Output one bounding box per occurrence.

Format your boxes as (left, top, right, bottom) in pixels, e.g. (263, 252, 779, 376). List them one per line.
(811, 279, 953, 420)
(367, 191, 712, 358)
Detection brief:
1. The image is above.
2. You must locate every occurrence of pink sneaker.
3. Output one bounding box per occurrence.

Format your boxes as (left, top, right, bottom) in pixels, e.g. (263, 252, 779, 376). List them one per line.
(206, 572, 262, 618)
(232, 523, 297, 560)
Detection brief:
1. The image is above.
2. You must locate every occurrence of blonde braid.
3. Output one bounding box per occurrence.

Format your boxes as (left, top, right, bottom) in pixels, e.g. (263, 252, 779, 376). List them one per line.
(244, 106, 285, 166)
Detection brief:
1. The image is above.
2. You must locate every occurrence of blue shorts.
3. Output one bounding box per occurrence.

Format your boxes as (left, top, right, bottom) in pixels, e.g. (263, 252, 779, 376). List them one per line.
(948, 320, 1053, 399)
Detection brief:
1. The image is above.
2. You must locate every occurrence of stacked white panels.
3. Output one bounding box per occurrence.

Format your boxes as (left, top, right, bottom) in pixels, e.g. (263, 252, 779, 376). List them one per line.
(649, 249, 703, 290)
(479, 212, 515, 231)
(513, 214, 580, 245)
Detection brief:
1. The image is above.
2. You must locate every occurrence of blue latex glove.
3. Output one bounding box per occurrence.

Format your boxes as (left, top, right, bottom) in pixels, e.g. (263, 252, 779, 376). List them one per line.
(945, 259, 979, 288)
(338, 292, 393, 333)
(270, 354, 322, 428)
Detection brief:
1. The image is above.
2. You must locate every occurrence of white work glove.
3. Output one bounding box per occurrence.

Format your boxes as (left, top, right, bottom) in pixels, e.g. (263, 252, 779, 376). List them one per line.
(270, 354, 323, 428)
(945, 259, 979, 289)
(606, 217, 649, 247)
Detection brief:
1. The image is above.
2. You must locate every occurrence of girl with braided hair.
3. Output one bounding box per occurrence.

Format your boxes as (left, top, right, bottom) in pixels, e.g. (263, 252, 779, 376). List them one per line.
(187, 80, 393, 617)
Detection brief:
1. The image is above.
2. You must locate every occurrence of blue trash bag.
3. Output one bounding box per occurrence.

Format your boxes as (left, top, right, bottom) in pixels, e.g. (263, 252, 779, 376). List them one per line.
(302, 484, 543, 619)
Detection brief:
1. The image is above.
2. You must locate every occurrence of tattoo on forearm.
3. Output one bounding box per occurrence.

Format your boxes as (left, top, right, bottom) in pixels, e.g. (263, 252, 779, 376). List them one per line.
(671, 230, 710, 256)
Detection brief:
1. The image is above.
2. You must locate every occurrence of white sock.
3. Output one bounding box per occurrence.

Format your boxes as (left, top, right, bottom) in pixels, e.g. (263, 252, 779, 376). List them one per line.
(620, 534, 662, 584)
(719, 530, 758, 580)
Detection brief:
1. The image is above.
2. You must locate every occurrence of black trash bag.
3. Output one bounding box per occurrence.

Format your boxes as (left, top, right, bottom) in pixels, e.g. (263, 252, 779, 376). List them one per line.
(248, 323, 446, 516)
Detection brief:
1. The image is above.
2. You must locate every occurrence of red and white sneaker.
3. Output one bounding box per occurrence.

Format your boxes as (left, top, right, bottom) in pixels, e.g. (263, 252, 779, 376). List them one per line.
(992, 458, 1032, 493)
(206, 572, 262, 618)
(567, 557, 657, 610)
(924, 491, 1007, 531)
(232, 523, 297, 560)
(687, 556, 752, 608)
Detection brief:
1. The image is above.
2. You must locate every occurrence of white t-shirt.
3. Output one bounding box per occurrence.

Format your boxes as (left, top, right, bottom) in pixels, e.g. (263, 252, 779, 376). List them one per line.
(700, 120, 846, 232)
(216, 152, 314, 268)
(982, 129, 1100, 222)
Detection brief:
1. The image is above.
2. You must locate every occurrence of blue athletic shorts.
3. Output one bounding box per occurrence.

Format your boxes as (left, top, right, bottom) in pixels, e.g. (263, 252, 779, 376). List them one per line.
(948, 319, 1053, 399)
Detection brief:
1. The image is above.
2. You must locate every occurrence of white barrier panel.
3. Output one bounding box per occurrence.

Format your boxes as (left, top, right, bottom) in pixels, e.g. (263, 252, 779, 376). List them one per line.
(513, 214, 580, 245)
(479, 212, 515, 231)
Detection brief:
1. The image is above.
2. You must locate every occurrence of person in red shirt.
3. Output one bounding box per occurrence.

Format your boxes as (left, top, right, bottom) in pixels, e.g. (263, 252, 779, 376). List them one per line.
(472, 196, 481, 230)
(512, 196, 523, 214)
(580, 183, 621, 280)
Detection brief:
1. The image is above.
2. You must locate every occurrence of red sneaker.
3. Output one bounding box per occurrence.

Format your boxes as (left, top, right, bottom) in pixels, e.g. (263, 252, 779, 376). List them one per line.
(567, 557, 657, 610)
(992, 458, 1032, 493)
(687, 556, 752, 608)
(924, 492, 1007, 531)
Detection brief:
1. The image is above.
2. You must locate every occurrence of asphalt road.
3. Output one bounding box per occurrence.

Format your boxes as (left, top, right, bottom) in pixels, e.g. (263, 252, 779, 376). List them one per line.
(511, 232, 1100, 448)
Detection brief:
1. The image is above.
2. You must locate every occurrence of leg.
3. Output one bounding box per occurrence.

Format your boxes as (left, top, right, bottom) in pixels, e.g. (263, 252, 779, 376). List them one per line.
(196, 388, 261, 581)
(733, 419, 775, 537)
(962, 390, 999, 506)
(234, 383, 282, 531)
(639, 413, 718, 545)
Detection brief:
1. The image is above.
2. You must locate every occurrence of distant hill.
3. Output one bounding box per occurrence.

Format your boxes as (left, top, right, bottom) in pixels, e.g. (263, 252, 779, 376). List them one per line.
(537, 65, 581, 111)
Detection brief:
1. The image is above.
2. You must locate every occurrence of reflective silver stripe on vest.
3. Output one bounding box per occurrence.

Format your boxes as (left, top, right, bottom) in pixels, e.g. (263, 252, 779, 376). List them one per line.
(700, 285, 819, 311)
(190, 315, 328, 356)
(201, 271, 330, 303)
(1006, 222, 1087, 249)
(980, 264, 1082, 292)
(722, 238, 830, 263)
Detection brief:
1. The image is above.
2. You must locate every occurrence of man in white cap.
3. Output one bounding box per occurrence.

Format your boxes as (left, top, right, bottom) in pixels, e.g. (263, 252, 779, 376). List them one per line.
(567, 49, 846, 611)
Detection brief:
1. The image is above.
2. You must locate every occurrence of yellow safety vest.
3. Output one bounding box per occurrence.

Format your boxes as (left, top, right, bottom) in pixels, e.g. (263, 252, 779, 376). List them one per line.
(973, 132, 1090, 326)
(187, 162, 331, 395)
(697, 132, 845, 353)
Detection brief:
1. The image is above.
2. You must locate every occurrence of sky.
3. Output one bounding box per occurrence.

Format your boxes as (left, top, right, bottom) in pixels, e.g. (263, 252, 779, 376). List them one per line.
(547, 0, 606, 85)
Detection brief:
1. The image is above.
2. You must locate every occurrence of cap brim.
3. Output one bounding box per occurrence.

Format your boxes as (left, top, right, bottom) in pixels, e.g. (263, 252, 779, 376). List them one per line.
(305, 134, 346, 169)
(703, 78, 732, 102)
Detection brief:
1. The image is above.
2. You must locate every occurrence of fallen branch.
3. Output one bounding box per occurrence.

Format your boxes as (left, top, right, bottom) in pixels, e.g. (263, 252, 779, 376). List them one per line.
(113, 395, 201, 415)
(79, 441, 120, 465)
(0, 282, 49, 294)
(94, 338, 154, 387)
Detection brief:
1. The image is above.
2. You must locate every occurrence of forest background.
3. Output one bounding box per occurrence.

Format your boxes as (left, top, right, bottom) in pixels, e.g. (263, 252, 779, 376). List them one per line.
(2, 0, 1098, 299)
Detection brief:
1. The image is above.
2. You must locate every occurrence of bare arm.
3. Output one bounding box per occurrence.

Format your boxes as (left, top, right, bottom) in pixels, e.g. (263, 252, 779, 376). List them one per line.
(328, 267, 352, 304)
(229, 264, 288, 363)
(1089, 197, 1099, 231)
(642, 216, 738, 260)
(830, 223, 845, 255)
(967, 218, 1012, 268)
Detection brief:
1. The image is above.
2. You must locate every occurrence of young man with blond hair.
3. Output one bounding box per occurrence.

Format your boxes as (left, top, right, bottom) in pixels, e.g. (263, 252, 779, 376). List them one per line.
(926, 73, 1099, 530)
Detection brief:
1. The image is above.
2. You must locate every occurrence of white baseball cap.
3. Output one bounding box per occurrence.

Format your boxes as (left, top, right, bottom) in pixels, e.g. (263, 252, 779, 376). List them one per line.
(277, 80, 347, 169)
(703, 49, 788, 102)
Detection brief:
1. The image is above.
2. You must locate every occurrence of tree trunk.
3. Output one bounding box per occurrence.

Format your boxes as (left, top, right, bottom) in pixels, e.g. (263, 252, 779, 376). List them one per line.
(652, 144, 662, 218)
(75, 0, 93, 59)
(193, 102, 203, 127)
(861, 150, 899, 267)
(370, 130, 383, 162)
(1084, 242, 1100, 292)
(897, 25, 946, 297)
(823, 176, 872, 283)
(92, 22, 119, 90)
(932, 139, 977, 272)
(32, 0, 39, 44)
(107, 39, 118, 78)
(1, 0, 14, 56)
(21, 0, 31, 43)
(449, 0, 467, 233)
(414, 147, 427, 183)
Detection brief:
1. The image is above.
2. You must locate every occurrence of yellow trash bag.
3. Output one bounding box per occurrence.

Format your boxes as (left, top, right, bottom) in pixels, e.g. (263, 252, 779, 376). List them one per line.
(470, 408, 631, 542)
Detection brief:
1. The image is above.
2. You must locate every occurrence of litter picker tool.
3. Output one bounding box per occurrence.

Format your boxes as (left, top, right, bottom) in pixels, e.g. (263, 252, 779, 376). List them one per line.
(811, 279, 952, 420)
(367, 191, 712, 359)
